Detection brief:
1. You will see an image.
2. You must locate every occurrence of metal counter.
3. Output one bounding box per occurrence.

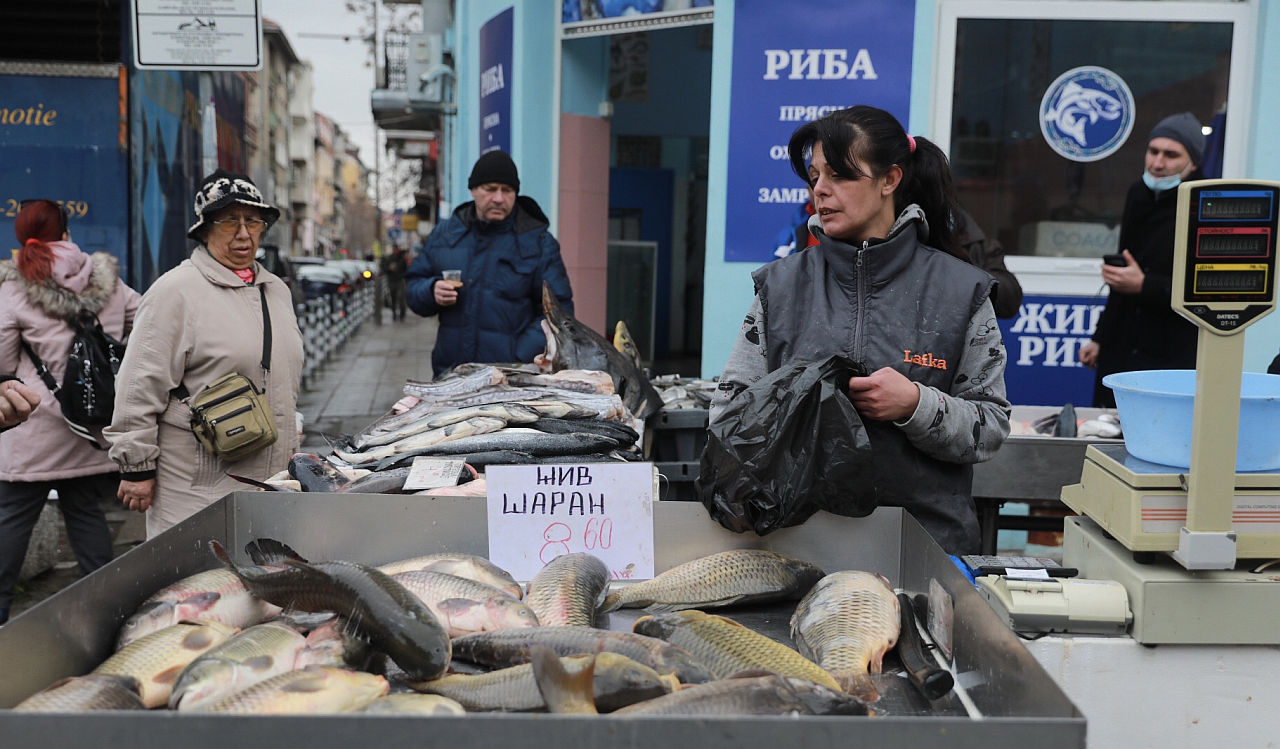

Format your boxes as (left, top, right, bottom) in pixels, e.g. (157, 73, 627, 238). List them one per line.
(0, 494, 1084, 748)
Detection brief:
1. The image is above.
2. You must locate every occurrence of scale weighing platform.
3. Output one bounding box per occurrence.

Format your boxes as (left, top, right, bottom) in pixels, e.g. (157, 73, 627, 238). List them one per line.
(1060, 179, 1280, 644)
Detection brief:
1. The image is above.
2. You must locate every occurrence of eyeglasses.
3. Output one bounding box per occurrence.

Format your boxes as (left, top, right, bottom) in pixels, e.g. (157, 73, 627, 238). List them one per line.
(19, 199, 70, 230)
(209, 217, 268, 235)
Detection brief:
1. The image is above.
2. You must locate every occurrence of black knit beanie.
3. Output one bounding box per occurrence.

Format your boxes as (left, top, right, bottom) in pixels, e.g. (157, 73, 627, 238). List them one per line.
(1148, 112, 1205, 166)
(468, 150, 520, 191)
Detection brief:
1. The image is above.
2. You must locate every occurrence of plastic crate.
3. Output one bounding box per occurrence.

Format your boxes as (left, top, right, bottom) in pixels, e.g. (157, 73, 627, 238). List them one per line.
(648, 408, 709, 462)
(656, 461, 700, 502)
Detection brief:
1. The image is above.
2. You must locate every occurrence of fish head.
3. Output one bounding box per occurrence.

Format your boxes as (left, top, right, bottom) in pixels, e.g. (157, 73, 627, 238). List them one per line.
(169, 659, 238, 711)
(483, 596, 541, 629)
(384, 605, 452, 681)
(116, 600, 179, 650)
(782, 676, 870, 716)
(631, 611, 696, 639)
(593, 652, 673, 701)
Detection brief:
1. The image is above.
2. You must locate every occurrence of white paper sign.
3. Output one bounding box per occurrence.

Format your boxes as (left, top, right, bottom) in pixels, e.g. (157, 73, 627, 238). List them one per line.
(403, 457, 467, 491)
(132, 0, 263, 71)
(486, 463, 655, 583)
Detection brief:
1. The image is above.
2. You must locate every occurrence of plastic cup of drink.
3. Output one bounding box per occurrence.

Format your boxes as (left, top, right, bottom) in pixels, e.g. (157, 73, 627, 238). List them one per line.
(442, 269, 463, 287)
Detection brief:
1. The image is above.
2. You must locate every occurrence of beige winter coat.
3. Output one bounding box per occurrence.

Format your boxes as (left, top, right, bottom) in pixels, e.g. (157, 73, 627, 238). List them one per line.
(104, 248, 303, 536)
(0, 250, 140, 481)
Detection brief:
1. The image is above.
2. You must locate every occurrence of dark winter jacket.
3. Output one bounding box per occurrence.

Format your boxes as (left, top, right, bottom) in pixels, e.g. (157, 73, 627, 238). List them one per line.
(1091, 170, 1204, 407)
(406, 196, 573, 376)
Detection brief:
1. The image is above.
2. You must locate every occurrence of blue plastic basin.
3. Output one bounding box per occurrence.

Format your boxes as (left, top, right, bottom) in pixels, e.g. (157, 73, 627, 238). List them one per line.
(1103, 369, 1280, 471)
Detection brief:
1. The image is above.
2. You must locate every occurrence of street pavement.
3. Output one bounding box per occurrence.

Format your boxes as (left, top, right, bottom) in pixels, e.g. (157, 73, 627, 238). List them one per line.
(9, 307, 439, 621)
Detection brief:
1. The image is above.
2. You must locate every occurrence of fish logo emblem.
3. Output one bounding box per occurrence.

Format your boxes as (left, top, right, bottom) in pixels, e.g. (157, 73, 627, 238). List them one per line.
(1039, 66, 1134, 162)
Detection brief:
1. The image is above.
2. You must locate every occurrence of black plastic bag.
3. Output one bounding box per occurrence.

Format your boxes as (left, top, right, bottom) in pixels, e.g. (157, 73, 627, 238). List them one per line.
(696, 355, 877, 535)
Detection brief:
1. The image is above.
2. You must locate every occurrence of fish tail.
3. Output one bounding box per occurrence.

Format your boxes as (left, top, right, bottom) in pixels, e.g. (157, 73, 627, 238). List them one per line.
(209, 540, 238, 570)
(598, 591, 623, 613)
(529, 644, 598, 715)
(835, 672, 880, 704)
(246, 538, 309, 566)
(323, 433, 356, 452)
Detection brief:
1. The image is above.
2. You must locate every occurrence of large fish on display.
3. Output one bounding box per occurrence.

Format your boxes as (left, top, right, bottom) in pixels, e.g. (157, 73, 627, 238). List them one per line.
(632, 610, 840, 690)
(524, 552, 611, 627)
(168, 622, 310, 711)
(451, 626, 715, 685)
(790, 570, 901, 702)
(93, 621, 240, 708)
(115, 568, 281, 650)
(210, 539, 451, 682)
(540, 281, 665, 420)
(600, 549, 825, 613)
(13, 674, 146, 712)
(610, 672, 868, 717)
(419, 652, 673, 712)
(190, 665, 388, 714)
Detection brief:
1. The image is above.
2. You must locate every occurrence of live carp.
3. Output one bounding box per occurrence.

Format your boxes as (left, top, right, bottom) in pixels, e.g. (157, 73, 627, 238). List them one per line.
(13, 674, 146, 712)
(93, 621, 240, 708)
(375, 552, 523, 599)
(524, 552, 610, 627)
(168, 621, 310, 711)
(612, 673, 867, 717)
(790, 570, 901, 702)
(116, 568, 281, 650)
(600, 549, 825, 613)
(211, 539, 451, 682)
(390, 570, 540, 636)
(192, 665, 388, 714)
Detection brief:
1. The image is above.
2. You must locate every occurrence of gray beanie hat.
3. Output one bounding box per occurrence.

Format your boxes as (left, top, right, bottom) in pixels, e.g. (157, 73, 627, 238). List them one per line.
(1148, 112, 1205, 166)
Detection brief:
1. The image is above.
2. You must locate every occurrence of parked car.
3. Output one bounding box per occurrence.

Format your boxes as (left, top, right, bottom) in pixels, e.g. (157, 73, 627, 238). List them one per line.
(294, 264, 351, 300)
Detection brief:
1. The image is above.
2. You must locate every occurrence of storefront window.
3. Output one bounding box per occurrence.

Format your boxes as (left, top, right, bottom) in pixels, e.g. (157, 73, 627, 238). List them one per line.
(950, 18, 1233, 259)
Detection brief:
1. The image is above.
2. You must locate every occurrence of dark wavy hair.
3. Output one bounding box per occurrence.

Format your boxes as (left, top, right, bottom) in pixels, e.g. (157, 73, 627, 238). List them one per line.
(14, 199, 69, 283)
(787, 105, 965, 260)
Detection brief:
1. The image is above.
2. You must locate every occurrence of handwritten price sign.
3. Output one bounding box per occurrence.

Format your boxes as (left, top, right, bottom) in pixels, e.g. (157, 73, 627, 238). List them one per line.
(486, 463, 656, 582)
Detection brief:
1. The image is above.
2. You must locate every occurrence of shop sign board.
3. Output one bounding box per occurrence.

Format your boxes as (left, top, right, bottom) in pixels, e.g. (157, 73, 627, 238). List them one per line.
(0, 74, 128, 278)
(999, 294, 1104, 407)
(723, 0, 915, 263)
(478, 7, 513, 155)
(486, 463, 655, 582)
(131, 0, 263, 71)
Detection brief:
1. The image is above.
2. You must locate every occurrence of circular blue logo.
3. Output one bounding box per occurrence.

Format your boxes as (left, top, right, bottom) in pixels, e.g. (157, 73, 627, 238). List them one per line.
(1040, 66, 1135, 163)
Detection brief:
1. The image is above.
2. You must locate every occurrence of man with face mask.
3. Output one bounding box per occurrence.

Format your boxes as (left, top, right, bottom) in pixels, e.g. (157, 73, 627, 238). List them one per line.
(406, 150, 574, 376)
(1079, 112, 1206, 408)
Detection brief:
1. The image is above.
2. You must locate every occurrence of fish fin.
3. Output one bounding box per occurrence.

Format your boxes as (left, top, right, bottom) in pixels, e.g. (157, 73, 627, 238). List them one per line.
(725, 669, 776, 680)
(281, 669, 331, 693)
(529, 644, 598, 715)
(835, 672, 880, 703)
(173, 591, 222, 617)
(641, 601, 697, 613)
(209, 540, 238, 570)
(153, 664, 186, 686)
(245, 538, 309, 566)
(599, 591, 623, 613)
(436, 598, 481, 614)
(226, 473, 292, 491)
(323, 433, 356, 452)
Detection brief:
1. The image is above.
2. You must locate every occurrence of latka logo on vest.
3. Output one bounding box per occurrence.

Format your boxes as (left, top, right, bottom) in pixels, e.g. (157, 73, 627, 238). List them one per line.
(1039, 66, 1135, 163)
(903, 350, 947, 370)
(1008, 301, 1105, 367)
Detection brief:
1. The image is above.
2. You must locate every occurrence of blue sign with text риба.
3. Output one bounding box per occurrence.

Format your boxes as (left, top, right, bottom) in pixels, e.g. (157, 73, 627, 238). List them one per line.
(999, 294, 1105, 407)
(478, 7, 513, 156)
(724, 0, 915, 263)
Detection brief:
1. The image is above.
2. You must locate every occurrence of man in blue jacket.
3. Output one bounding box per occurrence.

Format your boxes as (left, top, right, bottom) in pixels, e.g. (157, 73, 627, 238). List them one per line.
(406, 150, 574, 377)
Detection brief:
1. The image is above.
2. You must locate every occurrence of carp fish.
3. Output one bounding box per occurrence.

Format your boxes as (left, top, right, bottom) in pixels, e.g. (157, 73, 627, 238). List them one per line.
(391, 570, 540, 637)
(524, 552, 610, 627)
(790, 570, 901, 702)
(116, 568, 281, 650)
(13, 674, 146, 712)
(168, 621, 310, 711)
(611, 672, 868, 717)
(211, 539, 451, 682)
(192, 665, 388, 714)
(600, 549, 825, 613)
(375, 552, 523, 599)
(633, 610, 840, 691)
(93, 621, 240, 708)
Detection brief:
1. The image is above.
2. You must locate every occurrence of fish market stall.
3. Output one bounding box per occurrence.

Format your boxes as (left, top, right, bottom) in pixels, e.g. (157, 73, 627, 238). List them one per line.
(0, 495, 1083, 748)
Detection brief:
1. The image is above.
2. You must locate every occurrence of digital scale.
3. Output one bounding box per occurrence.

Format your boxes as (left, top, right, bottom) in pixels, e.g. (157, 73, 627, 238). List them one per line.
(1062, 179, 1280, 644)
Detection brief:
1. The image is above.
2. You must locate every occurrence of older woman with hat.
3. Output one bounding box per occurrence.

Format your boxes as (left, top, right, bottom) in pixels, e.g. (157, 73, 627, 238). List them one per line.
(105, 170, 303, 538)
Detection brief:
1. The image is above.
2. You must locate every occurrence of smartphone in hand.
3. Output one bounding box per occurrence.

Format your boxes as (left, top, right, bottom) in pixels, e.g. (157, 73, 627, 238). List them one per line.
(1102, 253, 1127, 267)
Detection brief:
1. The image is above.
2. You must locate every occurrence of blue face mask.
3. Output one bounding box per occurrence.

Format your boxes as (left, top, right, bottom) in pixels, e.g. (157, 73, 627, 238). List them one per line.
(1143, 171, 1182, 192)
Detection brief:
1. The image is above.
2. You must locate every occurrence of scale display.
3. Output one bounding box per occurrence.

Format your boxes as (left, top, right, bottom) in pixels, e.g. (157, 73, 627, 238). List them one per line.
(1174, 181, 1280, 332)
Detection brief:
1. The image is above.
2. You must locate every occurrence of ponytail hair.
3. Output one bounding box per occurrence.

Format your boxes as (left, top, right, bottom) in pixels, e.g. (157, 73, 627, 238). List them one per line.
(787, 106, 965, 260)
(14, 199, 68, 283)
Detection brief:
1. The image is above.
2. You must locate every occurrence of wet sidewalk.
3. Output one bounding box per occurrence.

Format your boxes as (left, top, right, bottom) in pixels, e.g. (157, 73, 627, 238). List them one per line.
(9, 307, 440, 621)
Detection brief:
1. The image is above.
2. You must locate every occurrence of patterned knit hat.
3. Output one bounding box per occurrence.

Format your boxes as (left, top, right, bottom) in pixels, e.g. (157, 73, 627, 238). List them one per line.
(187, 169, 280, 240)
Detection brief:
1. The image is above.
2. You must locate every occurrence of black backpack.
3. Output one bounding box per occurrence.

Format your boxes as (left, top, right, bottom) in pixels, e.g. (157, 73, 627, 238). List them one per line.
(21, 310, 126, 446)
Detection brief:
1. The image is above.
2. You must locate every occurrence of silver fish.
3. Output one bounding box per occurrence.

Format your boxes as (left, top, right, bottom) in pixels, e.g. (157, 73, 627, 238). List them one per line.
(333, 415, 508, 464)
(391, 570, 540, 637)
(376, 552, 522, 599)
(13, 674, 146, 712)
(790, 570, 900, 702)
(116, 568, 280, 650)
(169, 622, 309, 711)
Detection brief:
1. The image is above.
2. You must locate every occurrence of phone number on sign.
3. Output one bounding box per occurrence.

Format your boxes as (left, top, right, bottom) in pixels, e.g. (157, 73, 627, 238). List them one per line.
(2, 198, 90, 219)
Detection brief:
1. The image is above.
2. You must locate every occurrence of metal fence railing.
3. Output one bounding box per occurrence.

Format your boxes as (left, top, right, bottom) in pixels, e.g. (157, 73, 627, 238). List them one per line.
(295, 277, 382, 389)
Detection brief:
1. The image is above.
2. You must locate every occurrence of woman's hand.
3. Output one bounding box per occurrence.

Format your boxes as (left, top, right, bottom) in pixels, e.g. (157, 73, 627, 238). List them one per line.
(0, 380, 40, 428)
(1101, 249, 1144, 294)
(1079, 341, 1100, 368)
(847, 367, 921, 421)
(119, 478, 156, 514)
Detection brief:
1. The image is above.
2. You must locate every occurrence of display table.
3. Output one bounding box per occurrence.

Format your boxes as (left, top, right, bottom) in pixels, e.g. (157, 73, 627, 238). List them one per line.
(1024, 635, 1279, 748)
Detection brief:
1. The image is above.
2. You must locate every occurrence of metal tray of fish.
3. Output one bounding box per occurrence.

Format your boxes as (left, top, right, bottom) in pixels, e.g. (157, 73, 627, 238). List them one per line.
(0, 494, 1084, 748)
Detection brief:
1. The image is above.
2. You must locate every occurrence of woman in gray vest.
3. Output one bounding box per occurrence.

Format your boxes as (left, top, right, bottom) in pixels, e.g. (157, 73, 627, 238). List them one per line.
(710, 105, 1010, 554)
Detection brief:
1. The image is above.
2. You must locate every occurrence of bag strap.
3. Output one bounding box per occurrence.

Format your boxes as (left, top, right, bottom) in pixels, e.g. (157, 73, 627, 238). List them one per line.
(18, 338, 59, 396)
(172, 283, 273, 401)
